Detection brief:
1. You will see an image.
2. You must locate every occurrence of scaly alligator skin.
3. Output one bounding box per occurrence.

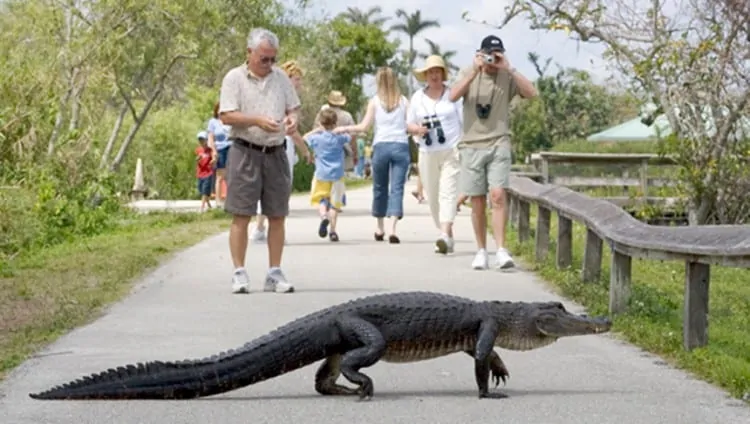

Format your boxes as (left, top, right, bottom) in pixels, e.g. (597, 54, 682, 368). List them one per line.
(29, 291, 611, 401)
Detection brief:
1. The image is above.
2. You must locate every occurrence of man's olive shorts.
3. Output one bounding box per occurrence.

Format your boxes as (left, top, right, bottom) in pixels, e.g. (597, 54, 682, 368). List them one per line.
(458, 141, 512, 196)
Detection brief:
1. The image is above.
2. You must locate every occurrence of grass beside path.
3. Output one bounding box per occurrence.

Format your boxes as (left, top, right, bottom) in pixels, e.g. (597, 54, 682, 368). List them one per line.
(0, 210, 232, 381)
(496, 207, 750, 402)
(0, 177, 372, 382)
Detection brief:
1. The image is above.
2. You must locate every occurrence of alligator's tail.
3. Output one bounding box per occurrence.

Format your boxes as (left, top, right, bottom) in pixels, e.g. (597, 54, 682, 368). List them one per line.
(29, 328, 328, 400)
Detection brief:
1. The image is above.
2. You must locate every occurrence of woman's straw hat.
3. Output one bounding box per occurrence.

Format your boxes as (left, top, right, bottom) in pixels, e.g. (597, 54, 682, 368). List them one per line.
(413, 55, 449, 82)
(327, 90, 347, 107)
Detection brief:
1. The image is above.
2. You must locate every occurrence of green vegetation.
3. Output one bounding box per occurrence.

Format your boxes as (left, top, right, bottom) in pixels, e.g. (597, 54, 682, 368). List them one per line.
(0, 211, 231, 380)
(500, 207, 750, 400)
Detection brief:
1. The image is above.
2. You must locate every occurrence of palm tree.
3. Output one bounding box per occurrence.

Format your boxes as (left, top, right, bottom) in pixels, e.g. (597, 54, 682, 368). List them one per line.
(389, 9, 440, 96)
(338, 6, 389, 27)
(418, 38, 459, 72)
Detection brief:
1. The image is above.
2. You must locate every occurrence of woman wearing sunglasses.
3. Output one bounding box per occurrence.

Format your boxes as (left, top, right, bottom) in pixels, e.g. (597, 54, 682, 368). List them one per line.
(406, 55, 464, 255)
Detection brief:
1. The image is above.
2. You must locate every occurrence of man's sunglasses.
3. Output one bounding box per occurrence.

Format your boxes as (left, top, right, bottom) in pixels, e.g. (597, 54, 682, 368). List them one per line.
(260, 56, 276, 64)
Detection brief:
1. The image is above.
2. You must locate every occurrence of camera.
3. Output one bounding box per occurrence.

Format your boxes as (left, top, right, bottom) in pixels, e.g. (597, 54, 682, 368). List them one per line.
(482, 54, 495, 64)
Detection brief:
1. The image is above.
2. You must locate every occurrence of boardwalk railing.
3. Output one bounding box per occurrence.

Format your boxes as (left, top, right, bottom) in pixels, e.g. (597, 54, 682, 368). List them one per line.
(506, 174, 750, 351)
(527, 152, 679, 207)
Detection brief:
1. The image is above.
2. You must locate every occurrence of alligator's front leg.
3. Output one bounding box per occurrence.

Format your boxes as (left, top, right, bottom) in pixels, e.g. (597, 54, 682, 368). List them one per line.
(473, 320, 509, 399)
(336, 316, 387, 401)
(464, 349, 510, 387)
(315, 354, 358, 396)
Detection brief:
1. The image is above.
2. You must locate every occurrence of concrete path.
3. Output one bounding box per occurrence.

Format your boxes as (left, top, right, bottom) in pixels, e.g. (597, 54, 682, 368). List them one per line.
(1, 182, 748, 424)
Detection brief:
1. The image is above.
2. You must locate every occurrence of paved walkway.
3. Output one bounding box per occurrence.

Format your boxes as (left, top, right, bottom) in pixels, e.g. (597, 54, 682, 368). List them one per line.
(1, 182, 748, 424)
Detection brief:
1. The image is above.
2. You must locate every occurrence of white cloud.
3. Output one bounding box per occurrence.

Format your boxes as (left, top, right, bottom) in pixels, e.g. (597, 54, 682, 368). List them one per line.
(286, 0, 616, 98)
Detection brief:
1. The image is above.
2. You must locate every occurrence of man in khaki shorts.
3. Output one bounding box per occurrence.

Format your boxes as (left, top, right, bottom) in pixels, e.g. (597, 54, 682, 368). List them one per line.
(218, 27, 301, 294)
(449, 35, 537, 271)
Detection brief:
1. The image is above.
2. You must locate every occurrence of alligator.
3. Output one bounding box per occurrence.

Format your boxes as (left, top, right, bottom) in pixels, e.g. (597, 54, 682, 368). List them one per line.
(29, 291, 611, 401)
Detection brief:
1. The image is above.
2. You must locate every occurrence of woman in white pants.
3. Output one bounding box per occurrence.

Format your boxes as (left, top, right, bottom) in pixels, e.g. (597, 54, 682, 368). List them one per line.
(406, 55, 463, 255)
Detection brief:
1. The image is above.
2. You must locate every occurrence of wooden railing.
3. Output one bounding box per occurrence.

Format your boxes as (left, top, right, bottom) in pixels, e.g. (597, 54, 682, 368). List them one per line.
(506, 174, 750, 351)
(526, 152, 679, 208)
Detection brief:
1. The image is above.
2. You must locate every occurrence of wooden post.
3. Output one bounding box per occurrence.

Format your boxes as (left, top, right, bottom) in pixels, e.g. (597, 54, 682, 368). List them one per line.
(535, 206, 551, 262)
(609, 249, 632, 314)
(556, 214, 573, 268)
(639, 158, 649, 204)
(582, 229, 603, 283)
(509, 195, 518, 229)
(683, 262, 710, 350)
(541, 157, 550, 184)
(129, 157, 147, 201)
(517, 200, 530, 242)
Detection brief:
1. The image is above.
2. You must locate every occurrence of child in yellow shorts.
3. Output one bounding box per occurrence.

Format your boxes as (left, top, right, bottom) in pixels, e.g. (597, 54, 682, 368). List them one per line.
(305, 109, 357, 242)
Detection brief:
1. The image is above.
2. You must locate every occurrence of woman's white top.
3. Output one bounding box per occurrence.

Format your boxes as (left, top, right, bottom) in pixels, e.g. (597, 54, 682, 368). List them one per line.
(372, 95, 409, 145)
(407, 85, 463, 152)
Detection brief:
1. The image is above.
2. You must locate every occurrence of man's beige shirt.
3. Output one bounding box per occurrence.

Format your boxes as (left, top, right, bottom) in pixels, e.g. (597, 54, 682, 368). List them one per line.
(456, 66, 519, 149)
(219, 63, 301, 147)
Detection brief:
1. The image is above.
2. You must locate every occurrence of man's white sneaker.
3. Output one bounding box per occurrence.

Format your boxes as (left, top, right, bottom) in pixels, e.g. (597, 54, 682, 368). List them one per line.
(231, 268, 250, 294)
(495, 248, 515, 269)
(264, 268, 295, 293)
(471, 249, 489, 270)
(250, 228, 266, 243)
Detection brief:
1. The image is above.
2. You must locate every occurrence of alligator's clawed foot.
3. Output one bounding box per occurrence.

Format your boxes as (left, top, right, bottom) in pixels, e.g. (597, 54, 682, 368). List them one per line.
(317, 384, 359, 396)
(355, 380, 374, 401)
(478, 391, 509, 399)
(490, 362, 510, 387)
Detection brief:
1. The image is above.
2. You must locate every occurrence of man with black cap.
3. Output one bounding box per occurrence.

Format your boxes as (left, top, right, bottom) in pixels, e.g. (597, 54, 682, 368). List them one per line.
(449, 34, 537, 271)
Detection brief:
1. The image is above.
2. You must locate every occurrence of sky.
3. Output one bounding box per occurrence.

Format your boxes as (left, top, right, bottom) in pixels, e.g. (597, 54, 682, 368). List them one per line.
(290, 0, 615, 98)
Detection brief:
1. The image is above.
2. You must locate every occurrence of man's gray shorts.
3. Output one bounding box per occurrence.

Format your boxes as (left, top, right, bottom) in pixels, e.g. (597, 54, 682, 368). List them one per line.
(223, 138, 291, 218)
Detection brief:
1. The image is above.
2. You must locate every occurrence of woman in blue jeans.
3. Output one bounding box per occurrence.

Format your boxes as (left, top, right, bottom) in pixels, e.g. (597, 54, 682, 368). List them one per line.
(334, 67, 414, 243)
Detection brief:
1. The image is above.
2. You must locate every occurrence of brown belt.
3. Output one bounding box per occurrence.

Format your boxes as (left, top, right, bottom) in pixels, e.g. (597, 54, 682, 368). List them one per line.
(232, 137, 284, 153)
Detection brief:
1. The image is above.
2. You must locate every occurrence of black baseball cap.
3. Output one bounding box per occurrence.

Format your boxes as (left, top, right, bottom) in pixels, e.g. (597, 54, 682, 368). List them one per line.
(479, 35, 505, 53)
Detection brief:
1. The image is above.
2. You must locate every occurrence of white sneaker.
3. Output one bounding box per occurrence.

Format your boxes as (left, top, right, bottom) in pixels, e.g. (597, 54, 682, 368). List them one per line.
(495, 248, 515, 270)
(250, 227, 266, 243)
(264, 268, 295, 293)
(434, 235, 455, 255)
(471, 249, 489, 270)
(231, 268, 250, 294)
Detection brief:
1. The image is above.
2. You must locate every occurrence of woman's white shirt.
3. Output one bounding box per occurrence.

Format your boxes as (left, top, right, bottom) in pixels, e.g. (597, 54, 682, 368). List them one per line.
(407, 85, 463, 152)
(372, 95, 410, 145)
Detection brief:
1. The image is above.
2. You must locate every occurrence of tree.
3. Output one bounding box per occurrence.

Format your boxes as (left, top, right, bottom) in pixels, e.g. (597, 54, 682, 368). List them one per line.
(389, 9, 440, 96)
(468, 0, 750, 225)
(510, 52, 636, 160)
(418, 39, 459, 72)
(338, 6, 389, 27)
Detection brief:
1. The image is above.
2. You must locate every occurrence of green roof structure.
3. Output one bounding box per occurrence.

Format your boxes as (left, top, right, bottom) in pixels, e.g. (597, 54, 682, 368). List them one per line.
(586, 115, 671, 142)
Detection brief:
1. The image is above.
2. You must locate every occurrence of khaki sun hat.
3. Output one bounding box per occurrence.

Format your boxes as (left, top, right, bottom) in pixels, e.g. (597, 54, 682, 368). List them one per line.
(413, 55, 449, 82)
(327, 90, 347, 107)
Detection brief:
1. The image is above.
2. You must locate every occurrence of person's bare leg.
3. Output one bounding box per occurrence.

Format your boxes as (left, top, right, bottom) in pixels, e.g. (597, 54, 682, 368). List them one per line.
(375, 217, 385, 234)
(470, 195, 488, 250)
(229, 215, 251, 267)
(441, 221, 453, 238)
(215, 169, 226, 204)
(489, 188, 508, 249)
(389, 216, 399, 236)
(267, 216, 285, 267)
(329, 208, 339, 233)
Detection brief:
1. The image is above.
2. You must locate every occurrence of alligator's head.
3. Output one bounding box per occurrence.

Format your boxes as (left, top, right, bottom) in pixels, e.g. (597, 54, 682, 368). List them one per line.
(491, 300, 612, 351)
(531, 301, 611, 338)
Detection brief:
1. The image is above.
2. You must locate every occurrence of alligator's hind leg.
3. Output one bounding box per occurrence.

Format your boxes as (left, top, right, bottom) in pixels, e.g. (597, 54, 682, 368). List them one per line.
(335, 317, 387, 401)
(464, 349, 510, 386)
(315, 354, 358, 396)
